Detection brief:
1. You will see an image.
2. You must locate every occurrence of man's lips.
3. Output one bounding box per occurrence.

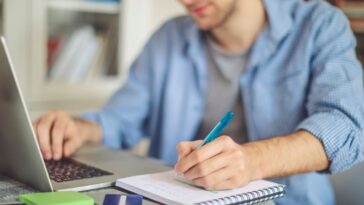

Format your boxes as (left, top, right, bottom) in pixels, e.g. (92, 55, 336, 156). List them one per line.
(191, 4, 209, 16)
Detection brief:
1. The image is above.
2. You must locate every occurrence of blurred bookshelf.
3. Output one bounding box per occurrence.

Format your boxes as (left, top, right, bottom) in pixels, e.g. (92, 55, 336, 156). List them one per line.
(1, 0, 185, 118)
(29, 0, 124, 115)
(46, 8, 120, 83)
(331, 0, 364, 66)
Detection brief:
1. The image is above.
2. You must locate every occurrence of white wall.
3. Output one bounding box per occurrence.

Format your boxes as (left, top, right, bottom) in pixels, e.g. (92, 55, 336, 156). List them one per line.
(122, 0, 186, 70)
(3, 0, 32, 96)
(150, 0, 186, 33)
(0, 0, 3, 35)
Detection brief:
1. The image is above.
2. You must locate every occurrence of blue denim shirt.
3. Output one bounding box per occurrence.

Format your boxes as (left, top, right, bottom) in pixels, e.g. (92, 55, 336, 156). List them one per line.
(84, 0, 364, 204)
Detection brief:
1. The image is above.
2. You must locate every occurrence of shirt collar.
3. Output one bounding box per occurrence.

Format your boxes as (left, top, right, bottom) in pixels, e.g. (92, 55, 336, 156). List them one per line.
(183, 0, 296, 88)
(247, 0, 295, 69)
(184, 0, 296, 49)
(183, 18, 208, 94)
(263, 0, 294, 44)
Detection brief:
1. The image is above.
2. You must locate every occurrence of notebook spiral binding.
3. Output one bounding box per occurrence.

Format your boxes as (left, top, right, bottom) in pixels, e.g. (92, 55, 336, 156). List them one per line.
(198, 185, 285, 205)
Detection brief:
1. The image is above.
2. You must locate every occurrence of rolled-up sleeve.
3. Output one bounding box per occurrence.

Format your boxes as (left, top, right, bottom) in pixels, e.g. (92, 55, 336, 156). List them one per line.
(296, 9, 364, 173)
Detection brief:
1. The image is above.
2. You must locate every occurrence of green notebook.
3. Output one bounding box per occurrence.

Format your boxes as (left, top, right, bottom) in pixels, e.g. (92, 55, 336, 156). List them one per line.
(19, 191, 94, 205)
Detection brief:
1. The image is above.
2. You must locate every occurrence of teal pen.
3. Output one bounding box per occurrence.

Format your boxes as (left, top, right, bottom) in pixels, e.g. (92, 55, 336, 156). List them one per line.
(197, 111, 234, 148)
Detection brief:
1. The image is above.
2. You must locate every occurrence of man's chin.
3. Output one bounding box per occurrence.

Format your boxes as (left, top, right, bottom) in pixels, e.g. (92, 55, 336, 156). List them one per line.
(194, 21, 217, 31)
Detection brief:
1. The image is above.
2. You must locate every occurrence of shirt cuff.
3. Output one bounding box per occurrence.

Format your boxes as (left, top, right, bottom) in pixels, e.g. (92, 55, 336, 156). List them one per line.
(81, 111, 123, 149)
(296, 112, 363, 174)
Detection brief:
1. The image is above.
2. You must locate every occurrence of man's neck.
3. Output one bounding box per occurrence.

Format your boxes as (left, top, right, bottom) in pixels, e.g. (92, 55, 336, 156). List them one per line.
(210, 0, 266, 53)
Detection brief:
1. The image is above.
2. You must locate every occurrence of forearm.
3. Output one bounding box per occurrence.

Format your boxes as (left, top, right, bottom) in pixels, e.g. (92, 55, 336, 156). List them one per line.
(74, 117, 102, 144)
(243, 130, 329, 181)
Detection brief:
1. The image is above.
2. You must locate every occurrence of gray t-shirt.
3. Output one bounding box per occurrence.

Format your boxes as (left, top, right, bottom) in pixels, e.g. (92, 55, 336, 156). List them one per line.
(196, 35, 248, 144)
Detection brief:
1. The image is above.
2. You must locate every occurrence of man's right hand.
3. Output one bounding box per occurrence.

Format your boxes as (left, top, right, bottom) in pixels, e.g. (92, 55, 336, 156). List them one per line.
(33, 111, 102, 160)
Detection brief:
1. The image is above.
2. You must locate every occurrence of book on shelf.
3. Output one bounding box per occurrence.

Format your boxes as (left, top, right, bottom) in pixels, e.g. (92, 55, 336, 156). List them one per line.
(48, 25, 117, 83)
(349, 18, 364, 32)
(333, 0, 364, 7)
(49, 26, 97, 82)
(100, 23, 118, 77)
(331, 0, 364, 30)
(332, 0, 364, 17)
(68, 31, 101, 82)
(85, 22, 118, 80)
(332, 0, 364, 67)
(84, 35, 106, 81)
(47, 36, 65, 69)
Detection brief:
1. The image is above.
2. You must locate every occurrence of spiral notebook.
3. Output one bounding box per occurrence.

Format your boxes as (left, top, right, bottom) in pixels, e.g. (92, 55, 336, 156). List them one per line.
(116, 171, 285, 205)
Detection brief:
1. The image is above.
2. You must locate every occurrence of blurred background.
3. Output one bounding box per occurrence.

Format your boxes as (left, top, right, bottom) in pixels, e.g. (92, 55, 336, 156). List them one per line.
(331, 0, 364, 63)
(0, 0, 185, 119)
(0, 0, 363, 204)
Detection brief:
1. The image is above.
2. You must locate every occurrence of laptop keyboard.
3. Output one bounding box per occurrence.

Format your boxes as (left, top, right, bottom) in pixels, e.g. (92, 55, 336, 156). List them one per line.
(45, 158, 113, 183)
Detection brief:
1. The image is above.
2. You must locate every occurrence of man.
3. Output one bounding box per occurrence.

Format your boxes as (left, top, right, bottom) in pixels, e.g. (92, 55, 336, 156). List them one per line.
(33, 0, 364, 204)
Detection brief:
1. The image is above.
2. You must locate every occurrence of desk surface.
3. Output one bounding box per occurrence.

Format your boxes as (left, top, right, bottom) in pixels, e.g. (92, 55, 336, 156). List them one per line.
(2, 145, 275, 205)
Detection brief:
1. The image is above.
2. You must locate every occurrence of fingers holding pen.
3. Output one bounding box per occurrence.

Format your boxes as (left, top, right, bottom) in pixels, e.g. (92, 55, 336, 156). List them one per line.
(175, 136, 253, 190)
(174, 137, 227, 174)
(176, 140, 202, 161)
(182, 151, 231, 181)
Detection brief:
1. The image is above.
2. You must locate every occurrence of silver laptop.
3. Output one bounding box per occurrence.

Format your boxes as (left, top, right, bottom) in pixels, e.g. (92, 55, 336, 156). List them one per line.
(0, 36, 169, 203)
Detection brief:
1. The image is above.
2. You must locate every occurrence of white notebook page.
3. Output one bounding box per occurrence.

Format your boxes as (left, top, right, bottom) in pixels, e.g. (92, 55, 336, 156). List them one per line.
(116, 171, 282, 205)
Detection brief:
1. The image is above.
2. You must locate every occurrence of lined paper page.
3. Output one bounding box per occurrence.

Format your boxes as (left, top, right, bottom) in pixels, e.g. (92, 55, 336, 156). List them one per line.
(116, 171, 282, 205)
